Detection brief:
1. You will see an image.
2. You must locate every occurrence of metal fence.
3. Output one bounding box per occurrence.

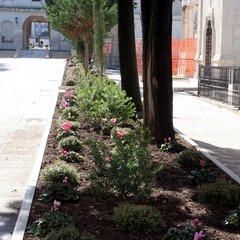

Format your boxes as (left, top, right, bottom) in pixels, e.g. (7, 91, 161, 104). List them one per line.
(198, 65, 240, 107)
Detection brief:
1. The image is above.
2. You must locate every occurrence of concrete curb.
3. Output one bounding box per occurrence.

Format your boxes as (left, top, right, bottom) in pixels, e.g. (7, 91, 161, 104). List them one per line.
(11, 100, 58, 240)
(175, 127, 240, 186)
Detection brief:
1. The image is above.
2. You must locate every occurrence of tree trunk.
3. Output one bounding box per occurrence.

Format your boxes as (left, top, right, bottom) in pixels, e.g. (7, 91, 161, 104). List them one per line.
(117, 0, 142, 113)
(141, 0, 174, 144)
(84, 40, 89, 74)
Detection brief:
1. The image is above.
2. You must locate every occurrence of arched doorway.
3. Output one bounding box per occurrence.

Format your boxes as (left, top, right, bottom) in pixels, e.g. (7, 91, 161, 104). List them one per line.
(23, 15, 50, 49)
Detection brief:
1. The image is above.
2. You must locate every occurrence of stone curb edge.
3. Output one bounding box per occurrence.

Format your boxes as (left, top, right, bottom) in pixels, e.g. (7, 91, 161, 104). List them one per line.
(175, 127, 240, 186)
(11, 100, 59, 240)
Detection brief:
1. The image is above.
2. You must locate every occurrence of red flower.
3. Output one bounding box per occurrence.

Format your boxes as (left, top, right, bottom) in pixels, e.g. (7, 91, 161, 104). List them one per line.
(200, 160, 206, 167)
(60, 122, 73, 131)
(116, 131, 127, 137)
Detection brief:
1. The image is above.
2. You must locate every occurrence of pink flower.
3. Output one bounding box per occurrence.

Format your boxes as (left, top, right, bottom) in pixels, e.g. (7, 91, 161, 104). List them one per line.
(200, 160, 206, 167)
(65, 90, 74, 98)
(168, 137, 171, 142)
(194, 231, 205, 240)
(53, 200, 61, 211)
(101, 118, 108, 123)
(105, 152, 111, 160)
(110, 118, 117, 124)
(164, 138, 167, 143)
(61, 100, 70, 108)
(116, 131, 127, 137)
(60, 122, 73, 131)
(59, 148, 69, 155)
(193, 218, 199, 228)
(63, 176, 68, 185)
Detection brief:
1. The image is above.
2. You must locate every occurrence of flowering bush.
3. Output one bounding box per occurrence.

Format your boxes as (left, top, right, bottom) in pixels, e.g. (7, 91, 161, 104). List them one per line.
(59, 149, 86, 163)
(163, 218, 208, 240)
(160, 137, 186, 153)
(58, 135, 83, 152)
(88, 126, 162, 199)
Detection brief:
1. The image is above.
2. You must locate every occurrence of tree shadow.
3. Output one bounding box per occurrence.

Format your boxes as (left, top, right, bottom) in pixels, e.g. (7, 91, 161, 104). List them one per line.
(192, 138, 240, 179)
(0, 63, 9, 72)
(0, 200, 22, 238)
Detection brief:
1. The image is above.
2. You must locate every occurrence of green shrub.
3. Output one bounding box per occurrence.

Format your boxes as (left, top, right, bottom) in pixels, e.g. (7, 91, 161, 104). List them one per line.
(39, 182, 79, 203)
(198, 180, 240, 208)
(74, 75, 136, 130)
(59, 150, 86, 163)
(188, 168, 216, 186)
(160, 137, 186, 153)
(176, 149, 205, 170)
(61, 107, 79, 121)
(27, 211, 73, 238)
(58, 136, 83, 152)
(66, 79, 76, 86)
(41, 160, 79, 186)
(223, 206, 240, 229)
(47, 225, 81, 240)
(163, 227, 208, 240)
(88, 127, 162, 199)
(113, 203, 161, 234)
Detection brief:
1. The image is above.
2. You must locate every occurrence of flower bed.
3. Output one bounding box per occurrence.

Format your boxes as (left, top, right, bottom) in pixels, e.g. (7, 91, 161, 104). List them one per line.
(24, 60, 240, 240)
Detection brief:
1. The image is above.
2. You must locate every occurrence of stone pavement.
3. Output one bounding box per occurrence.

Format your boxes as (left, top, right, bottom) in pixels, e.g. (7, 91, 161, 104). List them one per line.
(0, 55, 66, 240)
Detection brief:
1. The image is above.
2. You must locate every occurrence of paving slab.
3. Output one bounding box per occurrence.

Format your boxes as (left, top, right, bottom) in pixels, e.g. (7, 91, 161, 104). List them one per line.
(0, 56, 65, 240)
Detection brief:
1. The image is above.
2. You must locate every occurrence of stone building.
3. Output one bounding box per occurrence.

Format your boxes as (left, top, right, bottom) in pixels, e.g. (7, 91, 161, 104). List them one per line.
(196, 0, 240, 67)
(0, 0, 72, 50)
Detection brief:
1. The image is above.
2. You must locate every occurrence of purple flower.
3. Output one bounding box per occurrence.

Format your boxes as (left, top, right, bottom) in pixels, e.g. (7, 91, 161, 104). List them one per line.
(194, 231, 205, 240)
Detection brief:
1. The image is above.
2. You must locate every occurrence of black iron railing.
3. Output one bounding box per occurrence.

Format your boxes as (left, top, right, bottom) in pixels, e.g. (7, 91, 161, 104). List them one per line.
(198, 65, 240, 107)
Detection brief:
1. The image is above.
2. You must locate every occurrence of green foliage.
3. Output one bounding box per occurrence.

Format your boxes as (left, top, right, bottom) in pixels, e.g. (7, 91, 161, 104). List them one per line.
(39, 182, 79, 203)
(160, 137, 186, 153)
(176, 149, 205, 170)
(61, 107, 79, 121)
(74, 76, 136, 130)
(223, 207, 240, 229)
(188, 168, 216, 186)
(56, 130, 80, 142)
(163, 227, 208, 240)
(27, 211, 73, 238)
(80, 233, 97, 240)
(113, 203, 161, 234)
(47, 225, 81, 240)
(58, 136, 83, 152)
(88, 126, 162, 199)
(66, 79, 77, 86)
(41, 160, 80, 186)
(59, 151, 86, 163)
(198, 180, 240, 208)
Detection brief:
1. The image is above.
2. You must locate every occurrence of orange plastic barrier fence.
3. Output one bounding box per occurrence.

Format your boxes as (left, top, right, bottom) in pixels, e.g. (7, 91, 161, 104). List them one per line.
(135, 38, 197, 77)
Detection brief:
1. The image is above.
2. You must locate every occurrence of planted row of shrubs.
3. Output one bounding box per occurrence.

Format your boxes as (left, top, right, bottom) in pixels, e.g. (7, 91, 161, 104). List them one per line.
(27, 59, 240, 239)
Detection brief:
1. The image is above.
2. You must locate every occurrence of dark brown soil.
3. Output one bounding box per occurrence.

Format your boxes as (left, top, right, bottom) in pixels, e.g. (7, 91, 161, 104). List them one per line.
(23, 66, 240, 240)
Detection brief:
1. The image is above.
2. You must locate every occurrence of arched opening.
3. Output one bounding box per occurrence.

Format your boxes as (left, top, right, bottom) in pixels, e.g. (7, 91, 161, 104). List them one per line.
(23, 15, 50, 49)
(205, 20, 212, 66)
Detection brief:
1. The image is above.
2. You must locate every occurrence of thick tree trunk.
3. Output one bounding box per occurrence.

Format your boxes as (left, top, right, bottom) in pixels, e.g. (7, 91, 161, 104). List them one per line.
(141, 0, 174, 144)
(117, 0, 142, 113)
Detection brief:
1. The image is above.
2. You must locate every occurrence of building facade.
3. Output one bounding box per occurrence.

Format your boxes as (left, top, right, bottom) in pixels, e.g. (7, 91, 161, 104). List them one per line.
(196, 0, 240, 66)
(0, 0, 72, 50)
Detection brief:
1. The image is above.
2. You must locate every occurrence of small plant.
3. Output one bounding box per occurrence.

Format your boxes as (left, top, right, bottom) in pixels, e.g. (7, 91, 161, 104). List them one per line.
(198, 180, 240, 208)
(188, 168, 216, 186)
(58, 135, 83, 152)
(39, 181, 79, 203)
(59, 149, 86, 163)
(176, 149, 205, 170)
(66, 79, 77, 86)
(41, 160, 80, 186)
(160, 137, 186, 153)
(163, 218, 208, 240)
(61, 107, 79, 121)
(113, 203, 161, 234)
(46, 225, 81, 240)
(88, 127, 162, 199)
(223, 206, 240, 229)
(27, 210, 73, 238)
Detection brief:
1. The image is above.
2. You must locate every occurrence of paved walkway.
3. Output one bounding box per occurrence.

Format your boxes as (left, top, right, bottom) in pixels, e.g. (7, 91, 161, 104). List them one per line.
(0, 56, 65, 240)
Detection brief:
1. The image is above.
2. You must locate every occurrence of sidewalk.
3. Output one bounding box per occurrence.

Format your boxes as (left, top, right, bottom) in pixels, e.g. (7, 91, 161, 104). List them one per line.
(0, 57, 65, 240)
